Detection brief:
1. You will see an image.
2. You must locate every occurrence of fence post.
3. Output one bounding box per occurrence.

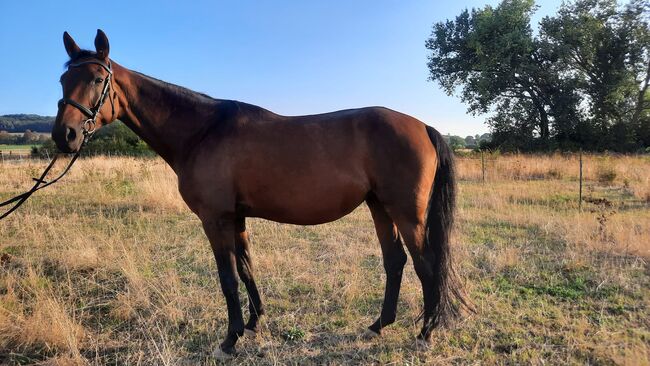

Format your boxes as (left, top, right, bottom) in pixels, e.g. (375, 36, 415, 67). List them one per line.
(481, 150, 486, 183)
(579, 150, 583, 212)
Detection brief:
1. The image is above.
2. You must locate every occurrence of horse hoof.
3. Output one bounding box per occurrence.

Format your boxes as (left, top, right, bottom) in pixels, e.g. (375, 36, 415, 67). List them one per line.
(415, 337, 431, 350)
(244, 328, 258, 337)
(361, 328, 380, 340)
(212, 347, 235, 360)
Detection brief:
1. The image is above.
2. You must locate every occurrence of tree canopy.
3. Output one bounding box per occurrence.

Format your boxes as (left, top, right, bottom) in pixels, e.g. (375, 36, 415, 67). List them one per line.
(426, 0, 650, 152)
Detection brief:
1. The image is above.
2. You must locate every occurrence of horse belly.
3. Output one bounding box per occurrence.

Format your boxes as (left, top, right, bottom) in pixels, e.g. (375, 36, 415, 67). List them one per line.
(241, 175, 369, 225)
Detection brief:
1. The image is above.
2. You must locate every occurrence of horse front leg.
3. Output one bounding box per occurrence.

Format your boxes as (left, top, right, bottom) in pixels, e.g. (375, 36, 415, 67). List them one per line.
(202, 218, 245, 358)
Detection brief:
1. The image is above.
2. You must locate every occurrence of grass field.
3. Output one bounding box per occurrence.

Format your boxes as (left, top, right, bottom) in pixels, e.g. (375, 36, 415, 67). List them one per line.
(0, 154, 648, 365)
(0, 145, 37, 156)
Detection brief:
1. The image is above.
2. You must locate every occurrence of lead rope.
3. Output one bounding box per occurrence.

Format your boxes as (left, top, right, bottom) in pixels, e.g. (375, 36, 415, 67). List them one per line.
(0, 59, 111, 220)
(0, 152, 78, 220)
(0, 126, 97, 220)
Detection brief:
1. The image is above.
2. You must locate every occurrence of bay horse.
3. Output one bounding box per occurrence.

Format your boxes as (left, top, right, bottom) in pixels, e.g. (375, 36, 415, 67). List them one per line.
(52, 30, 468, 358)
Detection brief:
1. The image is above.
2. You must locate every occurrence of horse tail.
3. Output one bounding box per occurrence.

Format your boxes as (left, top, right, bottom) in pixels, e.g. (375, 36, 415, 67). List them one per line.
(424, 125, 472, 327)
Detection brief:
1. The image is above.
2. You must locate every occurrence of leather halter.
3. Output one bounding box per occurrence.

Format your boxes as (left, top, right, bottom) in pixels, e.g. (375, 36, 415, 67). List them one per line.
(58, 59, 114, 140)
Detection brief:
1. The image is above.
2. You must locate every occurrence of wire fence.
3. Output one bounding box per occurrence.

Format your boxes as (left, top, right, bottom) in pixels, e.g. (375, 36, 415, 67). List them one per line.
(456, 150, 650, 210)
(455, 151, 620, 182)
(2, 149, 648, 210)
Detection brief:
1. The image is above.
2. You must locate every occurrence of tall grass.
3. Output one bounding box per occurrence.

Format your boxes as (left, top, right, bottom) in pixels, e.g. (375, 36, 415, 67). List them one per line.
(0, 154, 648, 364)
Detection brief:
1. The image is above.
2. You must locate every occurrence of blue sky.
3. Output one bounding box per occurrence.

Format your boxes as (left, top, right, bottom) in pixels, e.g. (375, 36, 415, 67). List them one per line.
(0, 0, 562, 136)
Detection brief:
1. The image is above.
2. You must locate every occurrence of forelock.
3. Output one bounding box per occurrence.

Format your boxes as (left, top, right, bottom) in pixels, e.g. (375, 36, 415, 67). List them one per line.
(64, 49, 98, 67)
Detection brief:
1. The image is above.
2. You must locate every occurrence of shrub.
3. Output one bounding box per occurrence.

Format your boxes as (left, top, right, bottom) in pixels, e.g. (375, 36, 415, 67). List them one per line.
(31, 121, 154, 158)
(596, 165, 617, 184)
(547, 168, 563, 179)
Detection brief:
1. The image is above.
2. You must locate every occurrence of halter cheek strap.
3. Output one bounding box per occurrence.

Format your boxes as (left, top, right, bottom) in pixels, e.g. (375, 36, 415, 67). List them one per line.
(58, 59, 114, 143)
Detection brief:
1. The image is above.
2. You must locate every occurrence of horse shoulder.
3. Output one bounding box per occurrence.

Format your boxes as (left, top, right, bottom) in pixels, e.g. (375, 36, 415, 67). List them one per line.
(176, 135, 238, 218)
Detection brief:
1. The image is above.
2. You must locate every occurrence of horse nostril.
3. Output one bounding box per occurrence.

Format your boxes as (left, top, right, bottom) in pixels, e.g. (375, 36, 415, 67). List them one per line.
(66, 127, 77, 142)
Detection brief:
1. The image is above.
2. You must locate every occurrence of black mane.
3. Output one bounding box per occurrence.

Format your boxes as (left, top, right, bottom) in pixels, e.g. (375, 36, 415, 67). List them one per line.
(63, 50, 273, 117)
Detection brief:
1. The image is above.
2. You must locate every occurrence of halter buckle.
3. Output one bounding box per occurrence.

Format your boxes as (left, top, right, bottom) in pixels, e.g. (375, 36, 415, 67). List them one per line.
(82, 119, 96, 135)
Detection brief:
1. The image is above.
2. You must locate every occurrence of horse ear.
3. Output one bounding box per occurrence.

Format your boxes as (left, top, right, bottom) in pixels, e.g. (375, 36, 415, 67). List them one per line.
(63, 31, 80, 58)
(94, 29, 110, 59)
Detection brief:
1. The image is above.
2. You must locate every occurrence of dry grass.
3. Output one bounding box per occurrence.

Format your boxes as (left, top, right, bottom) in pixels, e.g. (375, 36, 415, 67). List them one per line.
(457, 152, 649, 193)
(0, 154, 648, 365)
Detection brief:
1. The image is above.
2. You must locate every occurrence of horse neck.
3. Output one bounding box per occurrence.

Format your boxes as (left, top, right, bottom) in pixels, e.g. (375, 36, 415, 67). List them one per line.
(112, 62, 219, 170)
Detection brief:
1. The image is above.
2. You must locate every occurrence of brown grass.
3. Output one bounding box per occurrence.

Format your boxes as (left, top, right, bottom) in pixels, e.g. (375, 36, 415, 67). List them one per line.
(0, 154, 648, 364)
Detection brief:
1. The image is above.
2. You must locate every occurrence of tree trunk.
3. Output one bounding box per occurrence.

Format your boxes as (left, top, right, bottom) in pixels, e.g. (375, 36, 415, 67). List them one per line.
(529, 92, 550, 140)
(518, 79, 551, 141)
(630, 60, 650, 128)
(540, 110, 550, 140)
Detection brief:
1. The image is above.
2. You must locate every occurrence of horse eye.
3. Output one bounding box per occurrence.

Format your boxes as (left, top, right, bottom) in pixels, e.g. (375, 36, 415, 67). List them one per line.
(94, 77, 104, 84)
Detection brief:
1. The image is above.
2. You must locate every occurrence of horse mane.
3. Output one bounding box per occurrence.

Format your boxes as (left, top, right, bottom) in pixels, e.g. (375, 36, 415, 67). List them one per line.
(132, 70, 220, 104)
(64, 50, 275, 118)
(129, 72, 276, 119)
(65, 49, 218, 103)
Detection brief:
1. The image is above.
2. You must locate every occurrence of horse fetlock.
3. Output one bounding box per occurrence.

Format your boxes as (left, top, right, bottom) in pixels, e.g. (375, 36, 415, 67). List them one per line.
(213, 346, 236, 360)
(244, 328, 258, 337)
(361, 327, 381, 340)
(415, 336, 432, 350)
(228, 327, 245, 338)
(245, 318, 261, 332)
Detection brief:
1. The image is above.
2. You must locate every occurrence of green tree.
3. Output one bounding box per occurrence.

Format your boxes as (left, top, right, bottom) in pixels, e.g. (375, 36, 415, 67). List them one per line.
(425, 0, 570, 144)
(541, 0, 650, 150)
(426, 0, 649, 152)
(0, 130, 15, 144)
(464, 135, 477, 147)
(33, 121, 153, 157)
(20, 130, 39, 143)
(449, 135, 467, 150)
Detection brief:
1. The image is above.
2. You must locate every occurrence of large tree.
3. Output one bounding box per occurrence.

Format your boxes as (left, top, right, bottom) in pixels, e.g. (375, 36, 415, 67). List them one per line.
(541, 0, 650, 150)
(427, 0, 650, 151)
(426, 0, 566, 145)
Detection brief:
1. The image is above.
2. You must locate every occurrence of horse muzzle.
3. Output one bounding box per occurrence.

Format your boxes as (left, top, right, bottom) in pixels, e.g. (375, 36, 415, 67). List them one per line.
(52, 122, 83, 153)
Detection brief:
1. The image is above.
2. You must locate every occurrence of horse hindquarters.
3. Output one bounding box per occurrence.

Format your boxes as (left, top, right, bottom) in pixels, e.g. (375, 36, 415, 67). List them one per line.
(368, 123, 465, 343)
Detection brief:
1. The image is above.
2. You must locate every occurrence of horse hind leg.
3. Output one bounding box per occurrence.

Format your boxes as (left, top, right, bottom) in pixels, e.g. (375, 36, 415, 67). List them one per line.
(234, 218, 265, 336)
(395, 216, 457, 345)
(364, 195, 407, 337)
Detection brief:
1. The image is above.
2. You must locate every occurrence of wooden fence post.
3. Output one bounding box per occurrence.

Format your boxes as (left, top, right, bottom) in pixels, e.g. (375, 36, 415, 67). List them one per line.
(481, 150, 486, 183)
(579, 150, 583, 212)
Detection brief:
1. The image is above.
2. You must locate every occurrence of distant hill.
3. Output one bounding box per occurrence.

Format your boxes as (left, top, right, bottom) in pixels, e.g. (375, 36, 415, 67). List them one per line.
(0, 114, 54, 133)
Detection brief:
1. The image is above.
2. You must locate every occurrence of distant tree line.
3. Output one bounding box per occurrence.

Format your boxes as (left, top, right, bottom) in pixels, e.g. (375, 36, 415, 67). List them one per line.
(33, 121, 154, 157)
(0, 130, 49, 145)
(426, 0, 650, 152)
(443, 133, 493, 150)
(0, 114, 54, 133)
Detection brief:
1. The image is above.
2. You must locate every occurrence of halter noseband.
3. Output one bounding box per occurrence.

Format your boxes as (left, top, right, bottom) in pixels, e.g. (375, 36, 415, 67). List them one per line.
(58, 59, 114, 143)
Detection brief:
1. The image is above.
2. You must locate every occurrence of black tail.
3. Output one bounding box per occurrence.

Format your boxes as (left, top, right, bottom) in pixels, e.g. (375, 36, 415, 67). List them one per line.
(424, 126, 472, 328)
